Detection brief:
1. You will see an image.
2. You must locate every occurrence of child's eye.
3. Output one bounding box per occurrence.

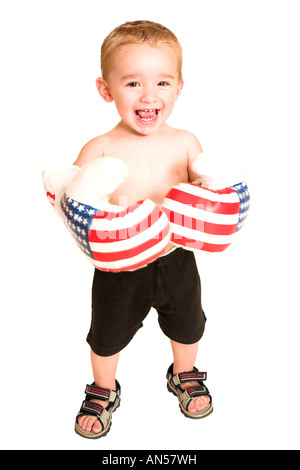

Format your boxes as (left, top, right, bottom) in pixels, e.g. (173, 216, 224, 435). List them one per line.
(127, 82, 140, 87)
(158, 81, 169, 86)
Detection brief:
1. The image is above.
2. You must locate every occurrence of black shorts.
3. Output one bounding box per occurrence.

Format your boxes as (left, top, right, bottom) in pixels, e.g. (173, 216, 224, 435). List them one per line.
(87, 248, 206, 357)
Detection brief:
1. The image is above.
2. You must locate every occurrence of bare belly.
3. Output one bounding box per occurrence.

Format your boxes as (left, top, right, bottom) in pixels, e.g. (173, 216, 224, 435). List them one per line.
(162, 241, 176, 254)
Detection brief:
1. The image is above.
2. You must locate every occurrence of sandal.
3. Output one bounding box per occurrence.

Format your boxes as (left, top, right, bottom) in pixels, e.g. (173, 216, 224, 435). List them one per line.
(75, 381, 121, 439)
(166, 363, 213, 419)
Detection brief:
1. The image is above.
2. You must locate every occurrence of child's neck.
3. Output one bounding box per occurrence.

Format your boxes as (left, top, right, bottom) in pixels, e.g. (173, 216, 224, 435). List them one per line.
(114, 120, 170, 139)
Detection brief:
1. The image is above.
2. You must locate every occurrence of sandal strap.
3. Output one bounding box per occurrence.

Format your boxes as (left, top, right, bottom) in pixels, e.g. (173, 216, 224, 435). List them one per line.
(81, 400, 104, 416)
(85, 383, 117, 402)
(172, 370, 207, 386)
(186, 385, 210, 398)
(76, 400, 111, 430)
(178, 371, 207, 383)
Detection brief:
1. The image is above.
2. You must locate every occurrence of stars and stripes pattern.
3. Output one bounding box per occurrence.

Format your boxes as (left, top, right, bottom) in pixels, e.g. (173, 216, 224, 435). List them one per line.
(60, 192, 95, 259)
(60, 192, 171, 272)
(161, 181, 250, 253)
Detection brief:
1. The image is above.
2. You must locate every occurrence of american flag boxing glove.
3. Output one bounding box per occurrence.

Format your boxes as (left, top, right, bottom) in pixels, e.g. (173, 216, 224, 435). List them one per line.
(161, 153, 250, 253)
(43, 157, 171, 272)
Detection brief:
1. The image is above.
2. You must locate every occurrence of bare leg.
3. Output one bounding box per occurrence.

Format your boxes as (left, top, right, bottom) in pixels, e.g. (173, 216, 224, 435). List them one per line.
(77, 349, 120, 434)
(91, 349, 119, 390)
(171, 339, 199, 374)
(170, 340, 210, 413)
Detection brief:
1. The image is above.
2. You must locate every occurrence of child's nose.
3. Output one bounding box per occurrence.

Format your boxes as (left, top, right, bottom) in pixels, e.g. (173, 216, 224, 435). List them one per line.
(140, 85, 158, 104)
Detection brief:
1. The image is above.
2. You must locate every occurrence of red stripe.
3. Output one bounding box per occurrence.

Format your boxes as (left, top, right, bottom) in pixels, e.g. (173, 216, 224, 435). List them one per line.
(89, 205, 162, 243)
(93, 243, 169, 273)
(181, 373, 203, 377)
(180, 373, 199, 378)
(90, 387, 109, 396)
(166, 187, 239, 215)
(91, 225, 170, 262)
(171, 234, 232, 253)
(164, 208, 238, 235)
(47, 192, 55, 207)
(190, 184, 235, 196)
(92, 404, 103, 411)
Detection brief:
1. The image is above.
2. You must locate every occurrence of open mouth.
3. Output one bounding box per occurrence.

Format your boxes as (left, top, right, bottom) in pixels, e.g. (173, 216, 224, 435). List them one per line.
(135, 109, 159, 123)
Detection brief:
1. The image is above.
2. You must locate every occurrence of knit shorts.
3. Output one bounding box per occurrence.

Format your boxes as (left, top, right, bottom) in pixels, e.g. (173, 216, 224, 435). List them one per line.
(87, 248, 206, 357)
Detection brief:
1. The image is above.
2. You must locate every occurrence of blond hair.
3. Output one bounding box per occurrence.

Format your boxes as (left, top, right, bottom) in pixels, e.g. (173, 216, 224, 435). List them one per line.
(101, 20, 183, 80)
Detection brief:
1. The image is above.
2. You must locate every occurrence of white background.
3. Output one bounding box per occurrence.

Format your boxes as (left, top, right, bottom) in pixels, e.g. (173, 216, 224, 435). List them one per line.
(1, 0, 299, 450)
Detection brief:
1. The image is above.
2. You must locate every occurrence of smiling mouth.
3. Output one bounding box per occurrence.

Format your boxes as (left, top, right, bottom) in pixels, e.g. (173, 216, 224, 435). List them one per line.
(135, 109, 159, 122)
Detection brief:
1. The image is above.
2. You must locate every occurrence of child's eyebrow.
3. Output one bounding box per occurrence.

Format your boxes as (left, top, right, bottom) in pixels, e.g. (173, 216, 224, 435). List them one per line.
(121, 74, 138, 81)
(159, 74, 176, 80)
(121, 73, 176, 81)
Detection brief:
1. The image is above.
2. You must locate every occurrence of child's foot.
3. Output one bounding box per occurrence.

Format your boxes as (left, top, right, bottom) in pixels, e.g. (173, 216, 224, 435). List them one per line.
(180, 381, 211, 413)
(75, 382, 121, 439)
(166, 364, 213, 419)
(77, 385, 209, 434)
(77, 398, 107, 434)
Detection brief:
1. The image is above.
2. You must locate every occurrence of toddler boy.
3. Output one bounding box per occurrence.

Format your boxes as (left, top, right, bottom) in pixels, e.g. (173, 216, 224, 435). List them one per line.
(74, 20, 213, 439)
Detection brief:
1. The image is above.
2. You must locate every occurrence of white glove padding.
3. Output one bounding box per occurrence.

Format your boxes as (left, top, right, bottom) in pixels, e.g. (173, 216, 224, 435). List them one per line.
(161, 181, 250, 254)
(43, 156, 171, 272)
(42, 165, 80, 217)
(191, 153, 246, 190)
(66, 156, 128, 210)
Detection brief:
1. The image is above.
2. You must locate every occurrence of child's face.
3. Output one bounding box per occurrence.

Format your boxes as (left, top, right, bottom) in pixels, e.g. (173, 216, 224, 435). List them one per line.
(98, 43, 183, 136)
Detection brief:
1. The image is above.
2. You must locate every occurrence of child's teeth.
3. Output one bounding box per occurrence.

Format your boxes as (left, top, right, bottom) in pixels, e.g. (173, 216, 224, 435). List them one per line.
(136, 109, 157, 121)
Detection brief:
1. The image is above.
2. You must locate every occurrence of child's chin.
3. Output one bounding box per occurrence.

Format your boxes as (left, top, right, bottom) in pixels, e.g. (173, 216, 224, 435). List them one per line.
(136, 125, 159, 136)
(134, 116, 162, 134)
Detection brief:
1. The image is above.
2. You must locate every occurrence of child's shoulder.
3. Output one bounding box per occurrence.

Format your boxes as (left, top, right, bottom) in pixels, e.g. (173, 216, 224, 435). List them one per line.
(170, 127, 203, 156)
(73, 134, 109, 168)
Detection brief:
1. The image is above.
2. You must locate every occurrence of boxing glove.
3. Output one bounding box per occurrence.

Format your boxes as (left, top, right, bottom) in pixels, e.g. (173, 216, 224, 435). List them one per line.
(43, 157, 171, 272)
(161, 153, 250, 253)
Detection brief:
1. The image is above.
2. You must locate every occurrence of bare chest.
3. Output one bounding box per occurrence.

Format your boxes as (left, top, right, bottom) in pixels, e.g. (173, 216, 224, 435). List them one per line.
(107, 145, 188, 207)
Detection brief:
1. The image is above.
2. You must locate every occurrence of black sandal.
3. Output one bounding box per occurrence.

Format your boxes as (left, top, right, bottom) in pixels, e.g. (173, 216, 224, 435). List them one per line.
(166, 364, 213, 419)
(75, 381, 121, 439)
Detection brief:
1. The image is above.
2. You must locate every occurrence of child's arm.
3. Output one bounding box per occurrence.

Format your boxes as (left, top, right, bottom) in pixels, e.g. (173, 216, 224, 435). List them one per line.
(183, 132, 204, 183)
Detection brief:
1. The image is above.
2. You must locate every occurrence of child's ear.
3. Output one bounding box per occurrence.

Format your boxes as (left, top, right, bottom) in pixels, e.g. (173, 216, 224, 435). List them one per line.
(176, 80, 184, 99)
(96, 77, 113, 102)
